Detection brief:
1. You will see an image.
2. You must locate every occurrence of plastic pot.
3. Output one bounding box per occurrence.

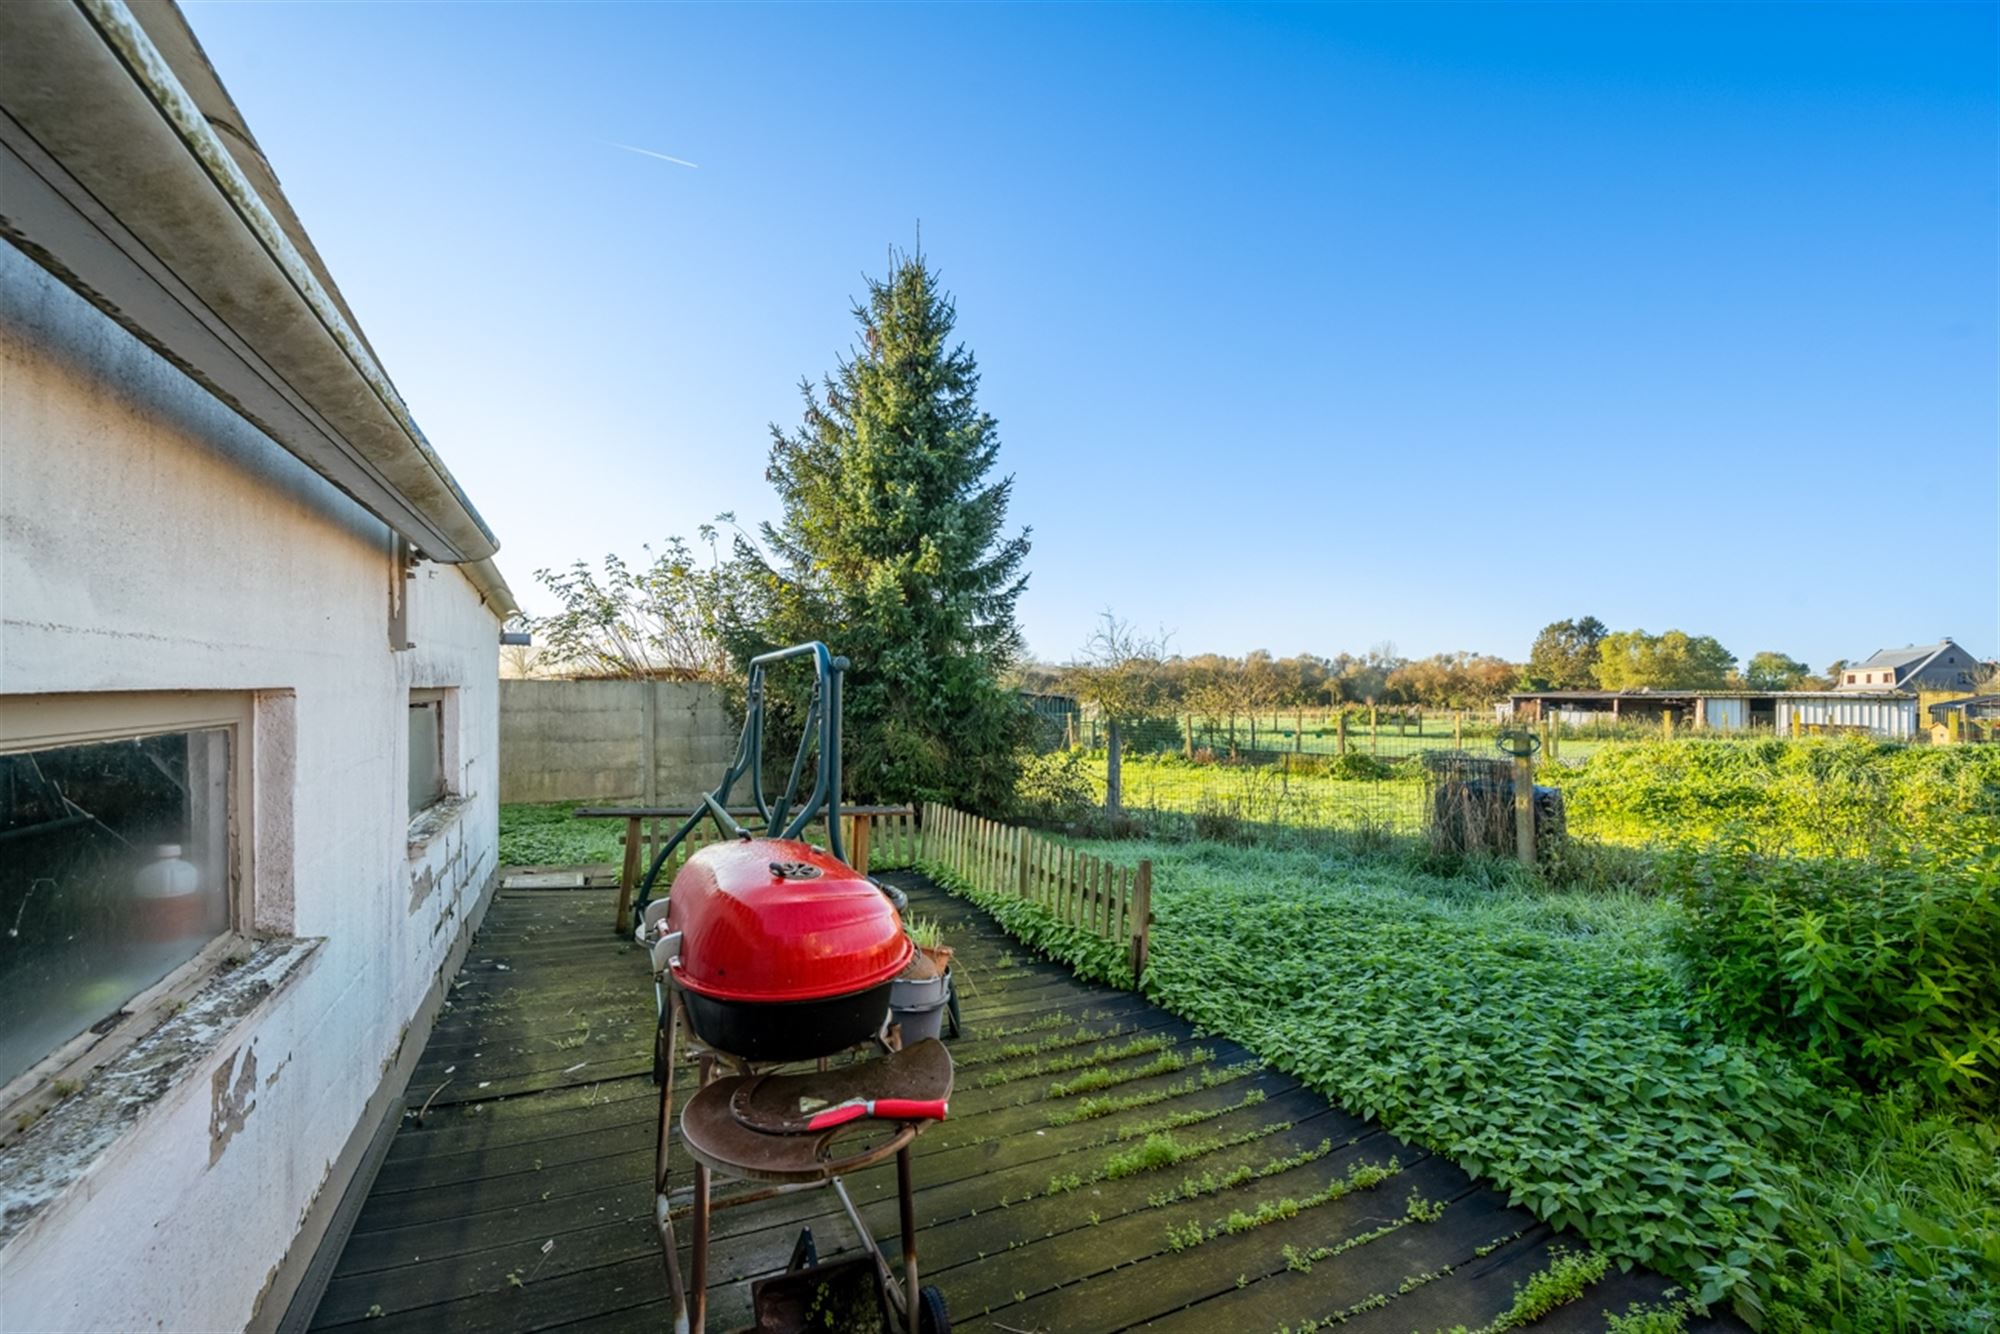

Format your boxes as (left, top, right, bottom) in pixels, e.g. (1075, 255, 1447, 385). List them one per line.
(891, 968, 953, 1045)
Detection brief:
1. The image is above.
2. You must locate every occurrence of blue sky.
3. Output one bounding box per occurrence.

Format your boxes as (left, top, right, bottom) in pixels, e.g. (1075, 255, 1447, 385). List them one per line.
(184, 1, 1997, 669)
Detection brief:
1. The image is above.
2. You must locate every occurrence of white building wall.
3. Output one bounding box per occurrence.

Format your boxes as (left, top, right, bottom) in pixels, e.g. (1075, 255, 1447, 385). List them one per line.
(0, 244, 500, 1328)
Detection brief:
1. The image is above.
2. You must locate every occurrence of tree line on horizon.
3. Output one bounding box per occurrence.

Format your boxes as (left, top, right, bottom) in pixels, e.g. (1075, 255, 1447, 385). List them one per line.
(1011, 615, 1846, 715)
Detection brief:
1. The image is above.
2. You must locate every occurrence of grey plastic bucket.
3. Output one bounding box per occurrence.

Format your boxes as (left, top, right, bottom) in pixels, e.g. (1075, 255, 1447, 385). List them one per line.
(891, 970, 952, 1045)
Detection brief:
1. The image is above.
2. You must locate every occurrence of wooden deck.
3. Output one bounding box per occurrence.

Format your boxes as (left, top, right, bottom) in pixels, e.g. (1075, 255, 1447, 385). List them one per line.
(304, 871, 1739, 1334)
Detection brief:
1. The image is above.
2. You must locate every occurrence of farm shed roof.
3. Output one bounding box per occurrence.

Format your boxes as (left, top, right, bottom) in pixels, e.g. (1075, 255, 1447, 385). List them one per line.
(1852, 641, 1955, 671)
(1928, 694, 2000, 720)
(1509, 689, 1911, 704)
(1512, 689, 1767, 702)
(0, 0, 516, 614)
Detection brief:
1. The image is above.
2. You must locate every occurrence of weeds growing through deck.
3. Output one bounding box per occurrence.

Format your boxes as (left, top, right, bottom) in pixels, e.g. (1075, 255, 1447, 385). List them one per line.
(1163, 1153, 1400, 1249)
(1045, 1061, 1261, 1126)
(1046, 1046, 1199, 1098)
(975, 1034, 1173, 1088)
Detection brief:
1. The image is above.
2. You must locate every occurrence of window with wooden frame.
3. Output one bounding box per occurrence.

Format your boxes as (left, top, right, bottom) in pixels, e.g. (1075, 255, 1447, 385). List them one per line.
(0, 693, 254, 1108)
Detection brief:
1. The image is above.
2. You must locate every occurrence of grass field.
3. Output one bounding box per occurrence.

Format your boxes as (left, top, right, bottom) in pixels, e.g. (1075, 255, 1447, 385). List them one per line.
(1095, 753, 1431, 836)
(1079, 713, 1628, 764)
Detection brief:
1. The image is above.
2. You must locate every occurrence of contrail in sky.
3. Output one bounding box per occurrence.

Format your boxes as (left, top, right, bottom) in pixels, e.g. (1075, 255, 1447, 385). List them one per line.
(606, 141, 700, 168)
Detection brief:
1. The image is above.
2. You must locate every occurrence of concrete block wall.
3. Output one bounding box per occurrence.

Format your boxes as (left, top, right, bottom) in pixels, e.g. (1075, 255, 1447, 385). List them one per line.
(499, 679, 738, 805)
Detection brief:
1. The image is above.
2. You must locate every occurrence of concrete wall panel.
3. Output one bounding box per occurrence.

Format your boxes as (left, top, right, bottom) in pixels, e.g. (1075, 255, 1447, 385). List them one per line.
(499, 679, 737, 806)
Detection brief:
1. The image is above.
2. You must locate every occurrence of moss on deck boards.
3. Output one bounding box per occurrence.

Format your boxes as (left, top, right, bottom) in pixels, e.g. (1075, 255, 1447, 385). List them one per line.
(305, 874, 1734, 1334)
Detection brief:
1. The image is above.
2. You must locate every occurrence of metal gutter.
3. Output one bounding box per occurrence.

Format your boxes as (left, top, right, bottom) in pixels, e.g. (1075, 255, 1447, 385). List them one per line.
(0, 0, 516, 615)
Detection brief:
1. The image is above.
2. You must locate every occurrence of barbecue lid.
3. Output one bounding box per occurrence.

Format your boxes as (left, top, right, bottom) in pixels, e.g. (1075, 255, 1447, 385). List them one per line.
(665, 838, 911, 1004)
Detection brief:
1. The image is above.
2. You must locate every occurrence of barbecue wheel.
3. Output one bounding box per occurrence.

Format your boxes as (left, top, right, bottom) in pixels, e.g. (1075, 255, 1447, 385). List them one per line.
(917, 1284, 949, 1334)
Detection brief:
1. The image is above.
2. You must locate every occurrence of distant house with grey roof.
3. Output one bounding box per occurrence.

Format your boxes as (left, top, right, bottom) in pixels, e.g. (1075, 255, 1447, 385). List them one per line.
(1835, 640, 1982, 692)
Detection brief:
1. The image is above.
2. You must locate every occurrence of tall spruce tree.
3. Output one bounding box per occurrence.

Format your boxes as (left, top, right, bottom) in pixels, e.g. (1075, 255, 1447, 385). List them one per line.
(729, 252, 1031, 810)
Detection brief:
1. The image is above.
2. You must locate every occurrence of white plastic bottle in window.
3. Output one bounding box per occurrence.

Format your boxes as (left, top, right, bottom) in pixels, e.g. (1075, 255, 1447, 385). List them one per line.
(134, 844, 202, 942)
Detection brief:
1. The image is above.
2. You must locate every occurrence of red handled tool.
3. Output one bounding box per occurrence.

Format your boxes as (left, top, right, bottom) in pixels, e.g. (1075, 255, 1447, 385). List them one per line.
(804, 1097, 948, 1131)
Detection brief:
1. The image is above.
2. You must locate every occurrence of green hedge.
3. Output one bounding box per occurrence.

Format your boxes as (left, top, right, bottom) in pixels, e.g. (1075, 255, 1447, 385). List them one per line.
(1543, 738, 2000, 857)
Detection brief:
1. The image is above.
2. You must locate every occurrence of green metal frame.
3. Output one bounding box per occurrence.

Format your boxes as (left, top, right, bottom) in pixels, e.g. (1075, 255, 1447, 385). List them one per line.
(633, 642, 848, 926)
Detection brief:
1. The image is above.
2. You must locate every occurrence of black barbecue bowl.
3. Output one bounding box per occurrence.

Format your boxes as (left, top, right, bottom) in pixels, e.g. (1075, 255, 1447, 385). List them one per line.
(680, 981, 895, 1062)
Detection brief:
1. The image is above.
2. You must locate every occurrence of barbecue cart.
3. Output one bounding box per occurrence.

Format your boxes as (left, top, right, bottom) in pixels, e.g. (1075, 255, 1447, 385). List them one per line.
(636, 643, 951, 1334)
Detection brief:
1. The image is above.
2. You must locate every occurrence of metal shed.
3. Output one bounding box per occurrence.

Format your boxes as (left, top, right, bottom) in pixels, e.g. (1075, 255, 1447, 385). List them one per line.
(1774, 692, 1917, 739)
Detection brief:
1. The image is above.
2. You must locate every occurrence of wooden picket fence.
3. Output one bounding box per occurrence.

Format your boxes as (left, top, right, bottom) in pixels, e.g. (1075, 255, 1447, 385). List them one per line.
(919, 803, 1154, 981)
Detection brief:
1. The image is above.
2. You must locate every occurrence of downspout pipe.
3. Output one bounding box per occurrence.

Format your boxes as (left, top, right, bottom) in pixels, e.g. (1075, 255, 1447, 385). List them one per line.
(0, 0, 516, 614)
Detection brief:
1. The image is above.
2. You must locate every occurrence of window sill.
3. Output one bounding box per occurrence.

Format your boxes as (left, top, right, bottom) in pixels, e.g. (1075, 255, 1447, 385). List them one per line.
(406, 794, 473, 857)
(0, 936, 322, 1248)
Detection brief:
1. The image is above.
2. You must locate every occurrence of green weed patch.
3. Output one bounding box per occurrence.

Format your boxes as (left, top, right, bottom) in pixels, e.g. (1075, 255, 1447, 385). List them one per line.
(1082, 835, 2000, 1330)
(1542, 737, 2000, 857)
(1673, 847, 2000, 1105)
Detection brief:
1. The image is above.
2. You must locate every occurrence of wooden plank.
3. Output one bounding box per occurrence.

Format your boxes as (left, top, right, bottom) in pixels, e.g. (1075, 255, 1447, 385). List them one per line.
(1105, 861, 1118, 939)
(498, 871, 591, 890)
(952, 1137, 1437, 1320)
(613, 817, 641, 935)
(1132, 1182, 1524, 1333)
(1132, 859, 1153, 979)
(1098, 858, 1109, 936)
(313, 1252, 666, 1332)
(849, 811, 870, 875)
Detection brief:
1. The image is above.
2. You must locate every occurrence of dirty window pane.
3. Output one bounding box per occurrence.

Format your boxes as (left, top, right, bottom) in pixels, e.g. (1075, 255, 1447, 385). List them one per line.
(0, 729, 231, 1091)
(408, 702, 443, 818)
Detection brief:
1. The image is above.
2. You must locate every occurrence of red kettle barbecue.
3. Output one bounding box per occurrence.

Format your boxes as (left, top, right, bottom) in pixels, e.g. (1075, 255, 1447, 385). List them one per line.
(634, 641, 917, 1063)
(665, 838, 910, 1061)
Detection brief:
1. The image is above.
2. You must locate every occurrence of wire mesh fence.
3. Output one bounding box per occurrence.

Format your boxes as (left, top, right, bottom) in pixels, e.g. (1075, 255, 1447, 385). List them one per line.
(1036, 709, 1596, 850)
(1066, 709, 1638, 764)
